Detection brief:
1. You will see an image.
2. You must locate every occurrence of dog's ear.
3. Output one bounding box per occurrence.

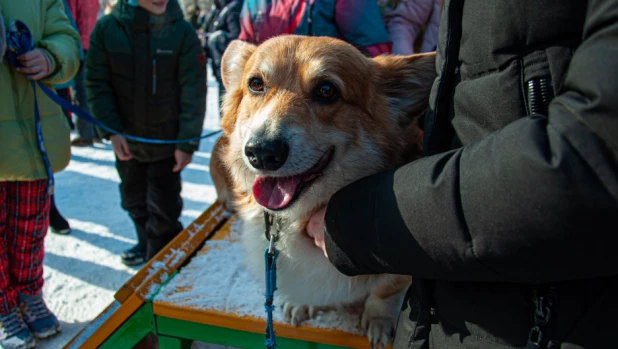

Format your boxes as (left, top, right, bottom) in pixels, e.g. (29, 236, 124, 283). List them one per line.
(372, 52, 437, 121)
(221, 40, 257, 91)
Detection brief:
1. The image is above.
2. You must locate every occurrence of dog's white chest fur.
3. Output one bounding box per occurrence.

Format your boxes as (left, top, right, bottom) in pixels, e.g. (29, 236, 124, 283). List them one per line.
(239, 213, 379, 306)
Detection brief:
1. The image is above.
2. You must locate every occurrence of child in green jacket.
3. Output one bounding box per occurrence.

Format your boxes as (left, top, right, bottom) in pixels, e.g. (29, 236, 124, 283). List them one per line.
(0, 1, 80, 348)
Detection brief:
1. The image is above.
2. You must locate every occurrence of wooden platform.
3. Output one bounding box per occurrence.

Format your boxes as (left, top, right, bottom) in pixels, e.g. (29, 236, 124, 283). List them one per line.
(64, 202, 378, 349)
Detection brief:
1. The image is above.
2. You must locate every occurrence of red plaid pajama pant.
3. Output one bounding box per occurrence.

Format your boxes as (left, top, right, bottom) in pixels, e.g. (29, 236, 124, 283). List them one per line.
(0, 180, 50, 315)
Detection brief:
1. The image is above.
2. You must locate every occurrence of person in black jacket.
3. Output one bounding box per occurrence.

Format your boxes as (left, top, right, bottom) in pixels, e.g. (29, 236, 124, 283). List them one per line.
(307, 1, 618, 348)
(199, 0, 242, 104)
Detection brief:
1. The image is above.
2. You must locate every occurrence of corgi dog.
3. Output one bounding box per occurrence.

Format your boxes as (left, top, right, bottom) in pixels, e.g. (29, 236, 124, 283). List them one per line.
(211, 35, 436, 348)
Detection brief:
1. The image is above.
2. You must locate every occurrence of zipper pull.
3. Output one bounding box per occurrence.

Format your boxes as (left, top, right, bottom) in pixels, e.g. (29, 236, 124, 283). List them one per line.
(526, 326, 542, 349)
(152, 58, 157, 95)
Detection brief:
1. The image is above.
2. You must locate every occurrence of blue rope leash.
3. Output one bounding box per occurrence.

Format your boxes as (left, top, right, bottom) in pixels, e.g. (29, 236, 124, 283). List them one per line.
(5, 20, 223, 195)
(264, 247, 278, 349)
(264, 213, 281, 349)
(35, 82, 222, 145)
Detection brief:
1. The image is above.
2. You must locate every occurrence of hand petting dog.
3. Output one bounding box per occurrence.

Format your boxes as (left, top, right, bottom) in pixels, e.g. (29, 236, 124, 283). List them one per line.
(307, 207, 328, 258)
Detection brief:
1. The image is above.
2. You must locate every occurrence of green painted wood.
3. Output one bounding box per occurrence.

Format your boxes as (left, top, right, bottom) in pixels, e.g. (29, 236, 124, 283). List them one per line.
(158, 335, 193, 349)
(156, 316, 353, 349)
(99, 304, 155, 349)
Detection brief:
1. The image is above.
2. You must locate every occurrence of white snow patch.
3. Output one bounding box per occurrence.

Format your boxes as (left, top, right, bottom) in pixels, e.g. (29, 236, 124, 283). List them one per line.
(155, 220, 364, 336)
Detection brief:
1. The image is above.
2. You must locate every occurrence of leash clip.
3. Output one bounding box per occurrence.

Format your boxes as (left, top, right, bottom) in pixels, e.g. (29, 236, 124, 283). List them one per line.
(264, 212, 282, 255)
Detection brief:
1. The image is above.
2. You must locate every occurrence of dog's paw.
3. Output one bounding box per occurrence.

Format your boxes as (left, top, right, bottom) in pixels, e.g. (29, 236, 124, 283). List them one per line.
(282, 302, 334, 327)
(365, 317, 394, 349)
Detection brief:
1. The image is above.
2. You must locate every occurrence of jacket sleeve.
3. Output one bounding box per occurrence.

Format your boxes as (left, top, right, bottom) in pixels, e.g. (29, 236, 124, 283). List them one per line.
(38, 0, 81, 85)
(85, 19, 123, 139)
(324, 0, 618, 285)
(224, 2, 242, 43)
(237, 1, 254, 43)
(387, 0, 433, 55)
(175, 24, 207, 153)
(334, 0, 391, 48)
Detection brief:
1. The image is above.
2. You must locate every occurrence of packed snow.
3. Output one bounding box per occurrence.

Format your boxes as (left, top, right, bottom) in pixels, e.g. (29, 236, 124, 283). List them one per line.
(155, 218, 364, 336)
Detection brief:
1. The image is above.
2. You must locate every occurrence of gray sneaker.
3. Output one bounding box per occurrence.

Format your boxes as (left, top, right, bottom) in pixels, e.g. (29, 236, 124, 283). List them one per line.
(18, 293, 61, 339)
(0, 307, 36, 349)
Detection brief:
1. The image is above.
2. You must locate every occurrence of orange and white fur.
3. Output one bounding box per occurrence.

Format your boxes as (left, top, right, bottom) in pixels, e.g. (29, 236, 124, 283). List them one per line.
(211, 35, 436, 348)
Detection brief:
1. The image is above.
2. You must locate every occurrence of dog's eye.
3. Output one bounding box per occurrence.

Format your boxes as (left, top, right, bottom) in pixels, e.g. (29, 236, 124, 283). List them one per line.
(315, 82, 338, 102)
(249, 78, 264, 93)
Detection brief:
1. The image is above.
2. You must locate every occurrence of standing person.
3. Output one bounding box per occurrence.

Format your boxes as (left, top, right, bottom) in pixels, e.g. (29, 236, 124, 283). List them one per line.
(65, 0, 100, 146)
(0, 0, 80, 347)
(238, 0, 392, 58)
(86, 0, 207, 266)
(200, 0, 242, 103)
(386, 0, 441, 55)
(307, 1, 618, 348)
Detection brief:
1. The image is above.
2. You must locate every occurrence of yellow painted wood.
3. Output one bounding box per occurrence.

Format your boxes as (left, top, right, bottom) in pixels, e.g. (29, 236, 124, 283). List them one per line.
(115, 202, 226, 303)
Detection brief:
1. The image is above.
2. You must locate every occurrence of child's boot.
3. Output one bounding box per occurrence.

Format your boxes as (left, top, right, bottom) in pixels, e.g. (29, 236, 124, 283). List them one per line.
(18, 293, 61, 339)
(0, 306, 36, 349)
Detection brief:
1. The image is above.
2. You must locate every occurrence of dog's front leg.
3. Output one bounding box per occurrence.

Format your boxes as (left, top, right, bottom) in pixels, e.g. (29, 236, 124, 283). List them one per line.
(362, 275, 411, 349)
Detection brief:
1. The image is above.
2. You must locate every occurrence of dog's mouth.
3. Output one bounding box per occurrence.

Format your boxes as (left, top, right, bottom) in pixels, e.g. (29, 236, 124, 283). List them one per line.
(252, 148, 335, 210)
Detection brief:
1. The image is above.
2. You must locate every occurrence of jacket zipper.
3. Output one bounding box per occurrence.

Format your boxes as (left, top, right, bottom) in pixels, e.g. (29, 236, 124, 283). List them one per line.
(156, 48, 174, 55)
(526, 77, 554, 116)
(526, 287, 556, 349)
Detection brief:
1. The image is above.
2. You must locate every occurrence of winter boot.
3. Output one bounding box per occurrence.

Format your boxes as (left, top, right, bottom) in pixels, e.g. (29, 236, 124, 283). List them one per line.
(49, 196, 71, 235)
(0, 306, 36, 349)
(121, 244, 147, 266)
(18, 293, 61, 339)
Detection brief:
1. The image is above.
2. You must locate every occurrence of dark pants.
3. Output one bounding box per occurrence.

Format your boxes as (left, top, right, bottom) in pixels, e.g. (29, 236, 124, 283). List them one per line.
(115, 157, 183, 259)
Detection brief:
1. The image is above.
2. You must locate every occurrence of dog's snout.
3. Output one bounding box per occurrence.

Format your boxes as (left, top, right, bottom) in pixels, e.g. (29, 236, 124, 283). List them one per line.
(244, 138, 289, 171)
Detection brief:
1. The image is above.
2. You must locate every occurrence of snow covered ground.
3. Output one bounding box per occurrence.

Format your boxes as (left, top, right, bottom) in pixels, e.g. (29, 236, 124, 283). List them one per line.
(38, 72, 222, 349)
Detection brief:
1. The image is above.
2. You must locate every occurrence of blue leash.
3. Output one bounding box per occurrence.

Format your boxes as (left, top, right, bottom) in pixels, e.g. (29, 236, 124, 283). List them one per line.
(7, 21, 55, 195)
(6, 20, 222, 194)
(264, 213, 281, 349)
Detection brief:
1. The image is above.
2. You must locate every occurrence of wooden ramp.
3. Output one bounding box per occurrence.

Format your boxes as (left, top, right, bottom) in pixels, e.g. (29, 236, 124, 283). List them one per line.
(64, 202, 379, 349)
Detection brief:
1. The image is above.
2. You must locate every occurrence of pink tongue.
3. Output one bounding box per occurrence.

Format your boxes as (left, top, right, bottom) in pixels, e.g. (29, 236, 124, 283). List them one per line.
(253, 176, 302, 209)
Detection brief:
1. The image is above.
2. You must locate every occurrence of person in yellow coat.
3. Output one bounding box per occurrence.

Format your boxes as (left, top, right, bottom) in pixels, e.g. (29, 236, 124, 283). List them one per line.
(0, 1, 80, 348)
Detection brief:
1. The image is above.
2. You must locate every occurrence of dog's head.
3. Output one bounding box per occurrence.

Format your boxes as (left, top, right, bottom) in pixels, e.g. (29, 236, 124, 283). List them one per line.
(220, 36, 436, 219)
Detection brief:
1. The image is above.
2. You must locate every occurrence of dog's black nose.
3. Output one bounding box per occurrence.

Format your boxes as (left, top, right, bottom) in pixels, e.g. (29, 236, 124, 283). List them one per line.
(244, 138, 289, 171)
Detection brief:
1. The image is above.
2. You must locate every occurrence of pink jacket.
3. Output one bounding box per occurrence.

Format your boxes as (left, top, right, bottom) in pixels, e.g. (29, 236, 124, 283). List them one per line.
(65, 0, 99, 50)
(387, 0, 441, 55)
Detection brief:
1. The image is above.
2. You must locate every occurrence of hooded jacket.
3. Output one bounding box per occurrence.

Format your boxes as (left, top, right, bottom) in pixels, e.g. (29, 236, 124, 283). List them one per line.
(0, 0, 81, 181)
(86, 0, 207, 162)
(238, 0, 392, 57)
(324, 0, 618, 348)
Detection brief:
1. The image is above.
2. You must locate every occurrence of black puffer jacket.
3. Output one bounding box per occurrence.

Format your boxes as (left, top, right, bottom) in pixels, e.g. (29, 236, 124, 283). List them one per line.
(324, 1, 618, 348)
(86, 0, 207, 162)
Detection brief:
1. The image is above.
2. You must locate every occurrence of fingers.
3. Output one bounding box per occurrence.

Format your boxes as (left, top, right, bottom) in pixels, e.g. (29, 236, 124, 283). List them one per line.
(119, 139, 133, 160)
(172, 157, 190, 172)
(112, 136, 133, 160)
(17, 50, 42, 63)
(17, 49, 48, 79)
(173, 150, 192, 172)
(20, 66, 47, 79)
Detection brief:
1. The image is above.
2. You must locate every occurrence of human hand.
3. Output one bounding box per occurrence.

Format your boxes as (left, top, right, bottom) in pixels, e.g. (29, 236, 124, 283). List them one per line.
(110, 135, 133, 160)
(172, 149, 193, 172)
(306, 206, 328, 258)
(16, 48, 52, 80)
